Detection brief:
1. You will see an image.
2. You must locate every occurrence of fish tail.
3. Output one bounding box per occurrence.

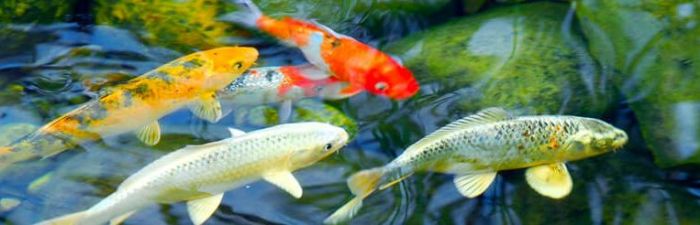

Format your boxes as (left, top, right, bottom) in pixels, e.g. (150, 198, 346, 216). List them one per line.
(324, 167, 385, 224)
(36, 210, 88, 225)
(347, 167, 384, 197)
(220, 0, 263, 27)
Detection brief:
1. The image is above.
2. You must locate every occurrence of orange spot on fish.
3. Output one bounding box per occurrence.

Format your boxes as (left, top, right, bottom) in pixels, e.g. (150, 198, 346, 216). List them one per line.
(549, 136, 560, 150)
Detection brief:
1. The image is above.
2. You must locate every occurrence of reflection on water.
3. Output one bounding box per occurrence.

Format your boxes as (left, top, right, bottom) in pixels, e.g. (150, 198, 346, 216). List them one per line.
(1, 0, 699, 225)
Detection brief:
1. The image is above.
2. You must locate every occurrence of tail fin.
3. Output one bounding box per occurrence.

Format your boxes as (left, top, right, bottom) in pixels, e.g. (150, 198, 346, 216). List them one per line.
(36, 211, 87, 225)
(324, 167, 384, 224)
(220, 0, 263, 27)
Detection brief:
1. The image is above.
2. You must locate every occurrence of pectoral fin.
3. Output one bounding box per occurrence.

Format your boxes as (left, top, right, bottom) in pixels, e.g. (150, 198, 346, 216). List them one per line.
(135, 121, 161, 146)
(263, 171, 303, 198)
(296, 64, 330, 80)
(109, 211, 136, 225)
(300, 32, 330, 72)
(453, 172, 497, 198)
(187, 193, 224, 225)
(525, 163, 572, 199)
(227, 128, 246, 137)
(339, 84, 363, 97)
(190, 93, 223, 123)
(317, 81, 357, 100)
(277, 100, 293, 123)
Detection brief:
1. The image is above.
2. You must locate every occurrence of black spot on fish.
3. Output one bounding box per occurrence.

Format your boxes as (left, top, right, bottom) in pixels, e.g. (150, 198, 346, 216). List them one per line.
(149, 71, 174, 84)
(182, 58, 204, 69)
(64, 114, 86, 125)
(122, 91, 133, 107)
(129, 83, 152, 98)
(265, 70, 276, 82)
(88, 102, 109, 121)
(331, 39, 341, 48)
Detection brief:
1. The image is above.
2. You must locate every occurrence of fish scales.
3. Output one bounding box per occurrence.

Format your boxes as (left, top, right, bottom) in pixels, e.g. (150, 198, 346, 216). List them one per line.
(0, 47, 258, 169)
(38, 122, 349, 225)
(394, 116, 584, 172)
(324, 108, 627, 224)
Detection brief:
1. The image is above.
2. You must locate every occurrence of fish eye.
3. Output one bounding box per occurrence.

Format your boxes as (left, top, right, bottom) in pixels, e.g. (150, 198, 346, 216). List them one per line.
(324, 143, 333, 151)
(233, 61, 243, 70)
(375, 82, 388, 91)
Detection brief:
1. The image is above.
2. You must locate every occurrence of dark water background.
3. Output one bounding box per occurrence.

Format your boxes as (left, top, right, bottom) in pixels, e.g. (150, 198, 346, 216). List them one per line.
(1, 0, 700, 224)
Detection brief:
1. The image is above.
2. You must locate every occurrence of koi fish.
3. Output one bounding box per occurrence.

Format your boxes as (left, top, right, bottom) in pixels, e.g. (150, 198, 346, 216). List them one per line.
(217, 64, 350, 122)
(219, 64, 351, 105)
(325, 108, 628, 224)
(0, 47, 258, 169)
(37, 122, 349, 225)
(222, 0, 420, 100)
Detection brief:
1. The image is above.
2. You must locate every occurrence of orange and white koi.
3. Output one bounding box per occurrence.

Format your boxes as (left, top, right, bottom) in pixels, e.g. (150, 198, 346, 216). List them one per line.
(218, 64, 350, 105)
(0, 47, 258, 169)
(222, 0, 420, 100)
(218, 64, 349, 122)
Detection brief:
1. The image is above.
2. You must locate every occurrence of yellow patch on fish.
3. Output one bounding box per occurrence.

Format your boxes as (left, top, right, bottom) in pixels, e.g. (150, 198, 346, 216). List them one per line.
(1, 47, 258, 167)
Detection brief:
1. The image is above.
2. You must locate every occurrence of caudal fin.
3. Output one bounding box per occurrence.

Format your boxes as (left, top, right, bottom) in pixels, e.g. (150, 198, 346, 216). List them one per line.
(324, 167, 384, 224)
(36, 211, 88, 225)
(220, 0, 263, 27)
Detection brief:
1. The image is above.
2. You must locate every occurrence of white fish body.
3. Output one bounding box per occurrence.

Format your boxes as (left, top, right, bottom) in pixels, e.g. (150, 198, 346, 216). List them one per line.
(38, 122, 349, 225)
(324, 108, 628, 224)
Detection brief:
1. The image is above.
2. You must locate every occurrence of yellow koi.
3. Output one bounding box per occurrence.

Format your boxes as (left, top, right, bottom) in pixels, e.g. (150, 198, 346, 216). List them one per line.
(0, 47, 258, 169)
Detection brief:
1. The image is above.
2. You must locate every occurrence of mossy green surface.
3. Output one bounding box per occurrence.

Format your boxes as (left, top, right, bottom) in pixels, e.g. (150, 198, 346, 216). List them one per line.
(94, 0, 239, 52)
(93, 0, 454, 52)
(576, 0, 700, 167)
(243, 99, 358, 138)
(0, 0, 76, 23)
(386, 2, 613, 116)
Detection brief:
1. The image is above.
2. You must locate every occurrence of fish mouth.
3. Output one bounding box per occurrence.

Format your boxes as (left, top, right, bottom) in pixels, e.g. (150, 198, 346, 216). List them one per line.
(387, 81, 420, 100)
(611, 130, 628, 150)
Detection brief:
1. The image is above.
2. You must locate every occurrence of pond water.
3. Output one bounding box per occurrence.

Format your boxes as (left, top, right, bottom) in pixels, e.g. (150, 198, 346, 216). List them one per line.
(1, 0, 699, 224)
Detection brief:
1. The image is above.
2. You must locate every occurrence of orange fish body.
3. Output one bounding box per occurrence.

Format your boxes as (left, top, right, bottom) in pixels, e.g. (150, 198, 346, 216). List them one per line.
(0, 47, 258, 168)
(225, 1, 419, 100)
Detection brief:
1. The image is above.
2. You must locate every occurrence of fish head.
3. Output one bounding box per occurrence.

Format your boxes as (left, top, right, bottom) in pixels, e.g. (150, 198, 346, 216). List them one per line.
(202, 47, 259, 90)
(364, 62, 419, 100)
(563, 118, 628, 160)
(289, 122, 349, 168)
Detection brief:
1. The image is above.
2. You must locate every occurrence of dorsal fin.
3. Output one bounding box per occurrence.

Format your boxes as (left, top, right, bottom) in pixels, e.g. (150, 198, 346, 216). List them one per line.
(408, 108, 512, 151)
(308, 20, 356, 41)
(437, 107, 511, 132)
(119, 140, 230, 189)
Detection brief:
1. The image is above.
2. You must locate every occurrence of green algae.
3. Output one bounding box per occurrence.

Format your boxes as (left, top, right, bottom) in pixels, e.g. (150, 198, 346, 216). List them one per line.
(386, 2, 614, 116)
(576, 0, 700, 167)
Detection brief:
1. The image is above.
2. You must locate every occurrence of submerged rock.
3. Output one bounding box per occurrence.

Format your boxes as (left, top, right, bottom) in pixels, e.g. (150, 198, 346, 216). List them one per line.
(248, 0, 454, 42)
(94, 0, 240, 52)
(386, 2, 613, 117)
(0, 1, 77, 23)
(576, 0, 700, 167)
(241, 99, 358, 138)
(94, 0, 455, 52)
